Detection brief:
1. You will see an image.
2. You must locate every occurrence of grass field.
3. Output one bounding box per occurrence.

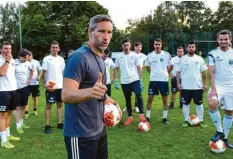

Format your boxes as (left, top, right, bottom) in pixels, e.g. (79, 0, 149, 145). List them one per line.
(1, 70, 233, 159)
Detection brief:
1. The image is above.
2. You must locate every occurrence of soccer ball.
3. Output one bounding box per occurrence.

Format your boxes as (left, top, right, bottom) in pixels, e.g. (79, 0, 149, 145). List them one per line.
(138, 122, 150, 132)
(189, 115, 200, 126)
(47, 80, 56, 89)
(209, 140, 226, 153)
(104, 103, 122, 127)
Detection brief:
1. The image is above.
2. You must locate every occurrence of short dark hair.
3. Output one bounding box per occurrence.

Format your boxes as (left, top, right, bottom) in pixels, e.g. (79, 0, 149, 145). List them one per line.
(18, 49, 30, 57)
(177, 46, 184, 50)
(50, 40, 59, 47)
(1, 41, 11, 48)
(134, 42, 142, 47)
(187, 41, 196, 46)
(122, 38, 130, 45)
(154, 38, 162, 43)
(89, 15, 113, 31)
(217, 30, 232, 38)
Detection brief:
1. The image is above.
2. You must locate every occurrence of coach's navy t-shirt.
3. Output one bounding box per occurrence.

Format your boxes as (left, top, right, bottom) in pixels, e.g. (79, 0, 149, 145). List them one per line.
(63, 45, 106, 139)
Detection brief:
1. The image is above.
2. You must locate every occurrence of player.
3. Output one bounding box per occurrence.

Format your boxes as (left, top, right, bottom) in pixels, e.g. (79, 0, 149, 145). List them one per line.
(176, 41, 207, 128)
(114, 39, 146, 125)
(208, 30, 233, 148)
(145, 38, 173, 124)
(42, 40, 65, 134)
(168, 46, 184, 109)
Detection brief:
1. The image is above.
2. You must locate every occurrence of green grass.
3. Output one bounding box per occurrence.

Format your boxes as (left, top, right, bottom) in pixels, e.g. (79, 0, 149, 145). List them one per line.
(1, 70, 233, 159)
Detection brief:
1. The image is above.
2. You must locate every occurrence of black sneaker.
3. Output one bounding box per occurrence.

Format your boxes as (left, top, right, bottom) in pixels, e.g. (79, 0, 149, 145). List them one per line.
(168, 105, 174, 110)
(146, 117, 150, 122)
(44, 125, 51, 134)
(57, 123, 64, 129)
(211, 131, 225, 141)
(222, 139, 233, 149)
(162, 118, 169, 125)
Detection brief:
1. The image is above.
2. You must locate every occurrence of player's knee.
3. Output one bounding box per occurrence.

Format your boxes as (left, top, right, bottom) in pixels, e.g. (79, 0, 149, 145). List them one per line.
(208, 99, 218, 110)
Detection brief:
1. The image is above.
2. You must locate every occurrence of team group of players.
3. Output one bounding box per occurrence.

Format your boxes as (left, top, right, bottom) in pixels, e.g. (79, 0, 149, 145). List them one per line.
(0, 27, 233, 151)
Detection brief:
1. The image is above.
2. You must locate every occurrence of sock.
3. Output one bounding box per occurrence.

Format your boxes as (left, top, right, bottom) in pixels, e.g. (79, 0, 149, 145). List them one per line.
(196, 104, 204, 122)
(6, 127, 10, 137)
(34, 108, 37, 111)
(180, 101, 183, 107)
(20, 119, 24, 125)
(163, 110, 168, 118)
(170, 102, 174, 107)
(209, 109, 223, 132)
(223, 114, 233, 139)
(0, 131, 7, 143)
(183, 104, 190, 121)
(25, 111, 28, 114)
(146, 110, 151, 118)
(16, 122, 21, 129)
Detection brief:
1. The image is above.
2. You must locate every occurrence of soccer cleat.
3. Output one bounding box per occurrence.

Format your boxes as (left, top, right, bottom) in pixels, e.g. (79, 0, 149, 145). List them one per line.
(17, 126, 24, 134)
(7, 136, 20, 141)
(57, 123, 64, 129)
(124, 117, 134, 125)
(162, 118, 169, 125)
(122, 107, 127, 112)
(44, 125, 52, 134)
(222, 139, 233, 149)
(33, 111, 38, 116)
(22, 123, 30, 129)
(135, 107, 139, 113)
(139, 114, 147, 122)
(211, 131, 225, 141)
(200, 122, 208, 128)
(24, 114, 29, 120)
(146, 117, 150, 122)
(182, 121, 189, 127)
(1, 141, 15, 149)
(168, 105, 174, 110)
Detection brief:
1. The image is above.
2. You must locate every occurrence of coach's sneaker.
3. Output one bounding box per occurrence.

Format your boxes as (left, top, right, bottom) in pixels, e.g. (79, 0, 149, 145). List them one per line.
(162, 118, 169, 125)
(57, 123, 64, 129)
(124, 117, 134, 125)
(44, 125, 52, 134)
(200, 122, 208, 128)
(182, 121, 189, 127)
(7, 136, 20, 141)
(24, 114, 29, 120)
(222, 139, 233, 149)
(135, 107, 139, 113)
(22, 123, 30, 129)
(1, 141, 15, 149)
(168, 104, 174, 110)
(211, 131, 225, 141)
(139, 114, 147, 122)
(17, 126, 24, 134)
(33, 111, 38, 116)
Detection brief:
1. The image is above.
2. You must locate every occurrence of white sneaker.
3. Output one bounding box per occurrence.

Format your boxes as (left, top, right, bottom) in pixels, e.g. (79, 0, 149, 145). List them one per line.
(123, 107, 127, 112)
(135, 107, 139, 113)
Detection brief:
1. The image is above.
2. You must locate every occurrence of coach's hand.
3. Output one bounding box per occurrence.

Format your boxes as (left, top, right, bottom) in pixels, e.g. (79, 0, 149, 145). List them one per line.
(89, 73, 107, 100)
(177, 84, 182, 91)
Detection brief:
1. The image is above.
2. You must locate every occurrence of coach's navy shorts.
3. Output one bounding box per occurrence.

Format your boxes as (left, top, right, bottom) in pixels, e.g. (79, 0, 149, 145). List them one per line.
(148, 81, 169, 96)
(16, 86, 30, 106)
(0, 91, 16, 112)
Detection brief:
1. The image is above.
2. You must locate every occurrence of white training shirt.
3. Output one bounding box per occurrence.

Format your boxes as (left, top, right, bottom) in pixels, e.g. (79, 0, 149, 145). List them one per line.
(134, 52, 147, 68)
(208, 47, 233, 87)
(42, 55, 65, 89)
(115, 52, 140, 84)
(104, 57, 115, 85)
(145, 50, 172, 82)
(29, 59, 42, 85)
(0, 55, 17, 91)
(171, 56, 182, 77)
(15, 59, 33, 89)
(178, 54, 207, 90)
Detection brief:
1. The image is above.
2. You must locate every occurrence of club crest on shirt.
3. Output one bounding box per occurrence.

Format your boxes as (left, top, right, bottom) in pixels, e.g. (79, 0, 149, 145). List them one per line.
(160, 58, 163, 62)
(195, 61, 199, 65)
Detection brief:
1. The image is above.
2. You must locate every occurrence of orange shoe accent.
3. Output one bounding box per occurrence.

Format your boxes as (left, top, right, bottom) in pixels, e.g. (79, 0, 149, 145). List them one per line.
(124, 117, 134, 125)
(139, 114, 147, 122)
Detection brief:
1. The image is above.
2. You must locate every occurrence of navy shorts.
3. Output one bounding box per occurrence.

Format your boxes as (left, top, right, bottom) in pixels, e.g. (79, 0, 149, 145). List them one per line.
(0, 91, 16, 112)
(148, 81, 169, 96)
(64, 130, 108, 159)
(121, 80, 141, 97)
(171, 77, 180, 93)
(16, 87, 30, 106)
(106, 84, 111, 97)
(28, 85, 40, 97)
(181, 89, 203, 105)
(45, 89, 62, 104)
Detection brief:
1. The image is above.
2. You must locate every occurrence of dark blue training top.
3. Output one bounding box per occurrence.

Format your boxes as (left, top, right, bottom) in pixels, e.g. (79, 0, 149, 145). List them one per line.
(63, 45, 106, 139)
